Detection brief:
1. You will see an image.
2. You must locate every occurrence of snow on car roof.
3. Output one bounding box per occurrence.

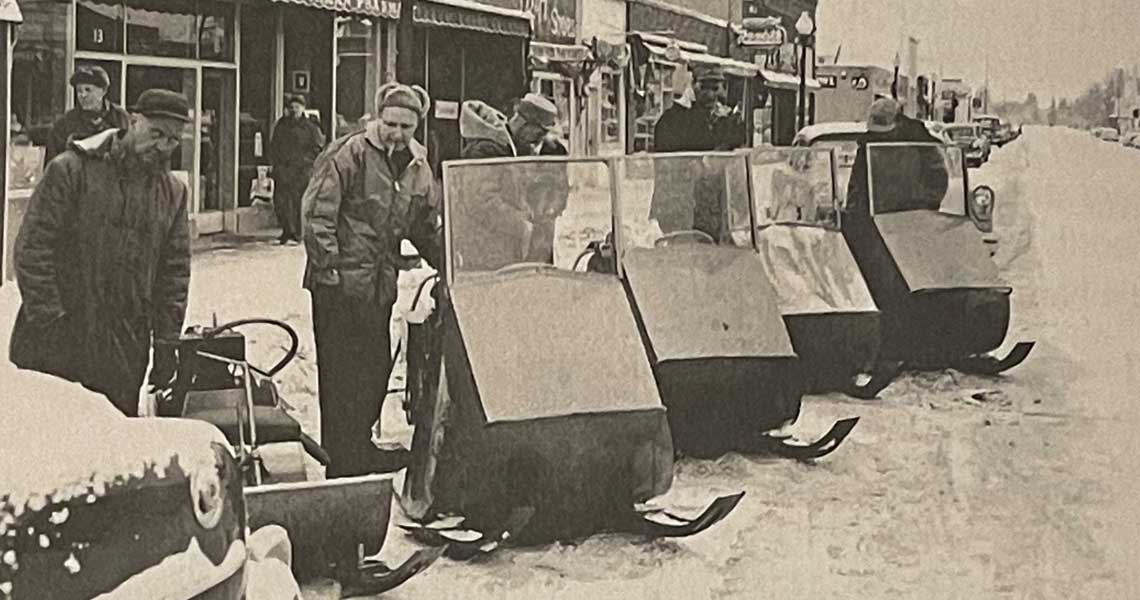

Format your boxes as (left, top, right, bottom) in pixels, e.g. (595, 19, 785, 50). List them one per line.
(0, 371, 229, 531)
(795, 121, 866, 143)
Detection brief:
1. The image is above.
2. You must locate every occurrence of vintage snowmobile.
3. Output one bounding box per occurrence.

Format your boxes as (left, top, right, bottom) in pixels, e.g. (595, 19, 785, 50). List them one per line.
(400, 156, 743, 547)
(577, 152, 860, 457)
(154, 318, 442, 595)
(744, 146, 894, 398)
(842, 142, 1034, 373)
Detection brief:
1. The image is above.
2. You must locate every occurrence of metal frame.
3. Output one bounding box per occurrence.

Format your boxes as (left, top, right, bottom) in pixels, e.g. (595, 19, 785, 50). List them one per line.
(865, 141, 966, 217)
(440, 155, 625, 285)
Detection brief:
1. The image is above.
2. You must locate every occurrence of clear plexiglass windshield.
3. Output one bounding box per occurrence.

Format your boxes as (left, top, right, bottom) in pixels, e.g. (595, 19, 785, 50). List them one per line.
(750, 147, 840, 229)
(867, 143, 966, 215)
(618, 153, 753, 252)
(444, 158, 614, 279)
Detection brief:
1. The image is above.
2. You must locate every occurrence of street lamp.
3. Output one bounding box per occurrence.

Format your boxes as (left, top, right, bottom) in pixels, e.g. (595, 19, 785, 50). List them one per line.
(795, 11, 815, 133)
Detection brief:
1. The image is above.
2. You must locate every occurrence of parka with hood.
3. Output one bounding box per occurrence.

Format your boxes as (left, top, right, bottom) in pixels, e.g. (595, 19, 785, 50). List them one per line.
(10, 128, 191, 407)
(454, 100, 569, 269)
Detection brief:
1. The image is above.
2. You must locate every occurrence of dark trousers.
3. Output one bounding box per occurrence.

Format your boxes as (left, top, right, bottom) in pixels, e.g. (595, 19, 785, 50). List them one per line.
(273, 167, 310, 240)
(311, 286, 394, 478)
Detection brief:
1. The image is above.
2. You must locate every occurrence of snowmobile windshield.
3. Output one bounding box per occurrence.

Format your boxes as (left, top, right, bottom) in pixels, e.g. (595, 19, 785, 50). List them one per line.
(617, 152, 753, 252)
(443, 157, 614, 280)
(866, 143, 965, 215)
(749, 147, 840, 231)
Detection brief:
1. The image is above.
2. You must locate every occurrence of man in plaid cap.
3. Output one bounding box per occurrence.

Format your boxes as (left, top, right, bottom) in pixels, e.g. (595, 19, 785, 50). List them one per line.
(11, 89, 193, 416)
(46, 64, 131, 162)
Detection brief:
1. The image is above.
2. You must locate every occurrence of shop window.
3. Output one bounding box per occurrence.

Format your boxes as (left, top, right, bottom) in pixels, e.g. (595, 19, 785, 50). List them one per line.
(198, 1, 234, 62)
(601, 70, 621, 144)
(335, 16, 379, 138)
(238, 3, 275, 208)
(11, 0, 69, 178)
(76, 0, 124, 53)
(632, 61, 676, 152)
(126, 0, 197, 59)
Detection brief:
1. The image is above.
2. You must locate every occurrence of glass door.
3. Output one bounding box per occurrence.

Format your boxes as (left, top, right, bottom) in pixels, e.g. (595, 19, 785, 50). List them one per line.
(202, 68, 236, 228)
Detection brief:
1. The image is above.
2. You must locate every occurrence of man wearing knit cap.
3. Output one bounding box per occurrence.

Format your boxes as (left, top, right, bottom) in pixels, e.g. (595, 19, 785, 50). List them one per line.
(302, 81, 440, 477)
(45, 64, 131, 162)
(11, 88, 193, 416)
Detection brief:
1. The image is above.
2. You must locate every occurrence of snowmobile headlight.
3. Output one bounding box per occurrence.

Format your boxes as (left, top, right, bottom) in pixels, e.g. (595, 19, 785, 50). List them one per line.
(969, 185, 995, 233)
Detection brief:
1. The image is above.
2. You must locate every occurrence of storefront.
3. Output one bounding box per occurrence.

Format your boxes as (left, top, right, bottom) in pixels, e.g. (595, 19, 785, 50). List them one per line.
(739, 0, 820, 146)
(237, 0, 399, 232)
(626, 0, 759, 153)
(579, 0, 626, 156)
(4, 0, 397, 243)
(1, 0, 21, 283)
(524, 0, 584, 154)
(397, 0, 531, 172)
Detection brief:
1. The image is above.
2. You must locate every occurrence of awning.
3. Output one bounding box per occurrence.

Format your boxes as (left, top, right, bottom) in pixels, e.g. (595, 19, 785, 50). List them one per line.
(639, 35, 759, 78)
(760, 69, 821, 91)
(269, 0, 401, 19)
(529, 41, 590, 77)
(413, 0, 531, 37)
(0, 0, 23, 23)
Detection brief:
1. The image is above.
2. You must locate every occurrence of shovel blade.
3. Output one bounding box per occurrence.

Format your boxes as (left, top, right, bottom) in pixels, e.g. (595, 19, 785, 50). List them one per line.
(245, 474, 395, 581)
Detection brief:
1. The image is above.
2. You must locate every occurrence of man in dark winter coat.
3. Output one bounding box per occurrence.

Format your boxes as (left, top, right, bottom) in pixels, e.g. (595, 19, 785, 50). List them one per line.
(270, 94, 325, 244)
(846, 97, 946, 215)
(649, 64, 746, 237)
(10, 89, 193, 416)
(45, 65, 131, 163)
(302, 82, 440, 477)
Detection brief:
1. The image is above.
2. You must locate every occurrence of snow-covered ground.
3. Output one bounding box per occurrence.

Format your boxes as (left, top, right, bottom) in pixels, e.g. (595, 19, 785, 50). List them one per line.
(4, 127, 1139, 598)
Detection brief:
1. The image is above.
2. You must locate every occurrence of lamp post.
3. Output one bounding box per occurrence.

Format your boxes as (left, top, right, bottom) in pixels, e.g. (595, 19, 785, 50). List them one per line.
(795, 12, 814, 133)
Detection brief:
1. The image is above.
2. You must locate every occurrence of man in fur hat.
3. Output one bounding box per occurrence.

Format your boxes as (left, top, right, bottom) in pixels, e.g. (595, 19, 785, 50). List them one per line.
(302, 82, 440, 477)
(45, 65, 131, 162)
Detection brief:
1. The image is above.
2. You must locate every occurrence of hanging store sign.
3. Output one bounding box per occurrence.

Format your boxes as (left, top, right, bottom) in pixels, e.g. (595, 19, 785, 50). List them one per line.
(524, 0, 577, 44)
(272, 0, 401, 20)
(738, 16, 785, 49)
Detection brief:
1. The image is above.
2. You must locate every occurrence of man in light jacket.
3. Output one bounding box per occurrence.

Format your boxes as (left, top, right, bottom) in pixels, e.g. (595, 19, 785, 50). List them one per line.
(302, 82, 440, 477)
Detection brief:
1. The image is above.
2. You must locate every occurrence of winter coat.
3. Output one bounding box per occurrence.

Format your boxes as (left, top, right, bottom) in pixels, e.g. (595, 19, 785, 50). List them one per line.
(846, 116, 946, 215)
(45, 101, 131, 163)
(10, 129, 191, 396)
(302, 123, 441, 309)
(454, 101, 569, 270)
(652, 101, 746, 153)
(270, 115, 326, 185)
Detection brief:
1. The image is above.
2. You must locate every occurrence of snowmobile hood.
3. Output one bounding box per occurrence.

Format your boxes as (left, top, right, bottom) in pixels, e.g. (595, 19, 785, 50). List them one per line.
(873, 211, 1005, 291)
(459, 100, 514, 152)
(622, 245, 795, 363)
(450, 271, 664, 423)
(755, 225, 878, 316)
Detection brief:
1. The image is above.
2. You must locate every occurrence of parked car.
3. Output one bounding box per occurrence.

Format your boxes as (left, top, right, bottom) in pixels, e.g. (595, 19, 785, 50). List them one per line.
(942, 123, 991, 167)
(1122, 131, 1140, 149)
(972, 114, 1010, 145)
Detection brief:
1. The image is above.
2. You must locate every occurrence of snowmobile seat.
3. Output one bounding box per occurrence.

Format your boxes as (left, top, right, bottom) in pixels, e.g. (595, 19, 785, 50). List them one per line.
(187, 404, 303, 446)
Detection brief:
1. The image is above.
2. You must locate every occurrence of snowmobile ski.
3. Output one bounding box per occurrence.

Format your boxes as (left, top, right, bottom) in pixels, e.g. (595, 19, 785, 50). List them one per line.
(340, 546, 446, 598)
(749, 417, 860, 461)
(845, 363, 902, 400)
(399, 506, 536, 561)
(952, 341, 1035, 375)
(636, 492, 745, 538)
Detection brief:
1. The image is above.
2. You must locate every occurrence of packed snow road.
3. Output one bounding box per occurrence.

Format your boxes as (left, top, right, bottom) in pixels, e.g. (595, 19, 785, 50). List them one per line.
(2, 127, 1136, 598)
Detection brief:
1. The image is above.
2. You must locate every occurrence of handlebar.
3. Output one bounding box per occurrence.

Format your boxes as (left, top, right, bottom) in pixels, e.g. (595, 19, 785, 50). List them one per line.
(654, 230, 716, 247)
(206, 318, 299, 377)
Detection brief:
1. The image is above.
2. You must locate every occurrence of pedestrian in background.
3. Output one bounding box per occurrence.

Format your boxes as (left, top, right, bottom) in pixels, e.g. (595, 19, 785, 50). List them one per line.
(270, 93, 325, 244)
(302, 82, 440, 477)
(10, 89, 193, 416)
(45, 65, 130, 163)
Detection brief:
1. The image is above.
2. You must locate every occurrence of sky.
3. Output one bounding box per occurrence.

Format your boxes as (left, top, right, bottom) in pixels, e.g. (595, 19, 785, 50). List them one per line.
(815, 0, 1140, 103)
